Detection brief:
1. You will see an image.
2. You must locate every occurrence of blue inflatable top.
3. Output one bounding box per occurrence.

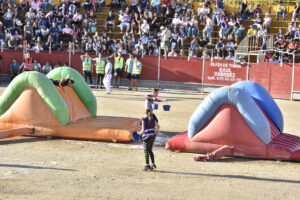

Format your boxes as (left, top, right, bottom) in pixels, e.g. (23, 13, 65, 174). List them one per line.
(188, 81, 284, 145)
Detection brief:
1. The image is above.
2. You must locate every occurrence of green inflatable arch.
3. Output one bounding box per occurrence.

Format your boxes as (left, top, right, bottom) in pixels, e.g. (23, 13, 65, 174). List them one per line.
(0, 72, 69, 125)
(47, 67, 97, 117)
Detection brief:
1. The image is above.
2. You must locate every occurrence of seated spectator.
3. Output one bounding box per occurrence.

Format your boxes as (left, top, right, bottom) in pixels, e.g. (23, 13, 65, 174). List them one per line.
(3, 8, 14, 29)
(292, 2, 300, 22)
(235, 56, 247, 65)
(249, 4, 254, 19)
(275, 38, 287, 51)
(285, 29, 294, 42)
(23, 22, 33, 41)
(231, 25, 243, 45)
(31, 0, 41, 11)
(40, 25, 50, 42)
(168, 49, 177, 57)
(253, 3, 262, 18)
(178, 49, 185, 57)
(188, 15, 199, 38)
(189, 51, 198, 58)
(276, 28, 285, 41)
(105, 11, 115, 32)
(129, 0, 138, 14)
(212, 4, 222, 25)
(225, 51, 235, 60)
(61, 24, 72, 43)
(110, 0, 120, 13)
(264, 50, 274, 62)
(215, 38, 225, 58)
(201, 50, 210, 59)
(295, 28, 300, 42)
(172, 13, 181, 31)
(88, 18, 97, 33)
(162, 0, 171, 17)
(253, 12, 263, 29)
(119, 12, 131, 33)
(150, 14, 161, 32)
(177, 28, 187, 50)
(83, 0, 92, 13)
(32, 41, 44, 53)
(238, 0, 249, 19)
(226, 39, 235, 53)
(269, 55, 280, 63)
(140, 19, 150, 35)
(288, 39, 299, 54)
(288, 22, 297, 33)
(42, 61, 52, 74)
(198, 38, 208, 52)
(219, 17, 228, 39)
(10, 59, 20, 80)
(49, 22, 60, 42)
(96, 0, 105, 13)
(82, 14, 89, 32)
(263, 13, 272, 27)
(25, 8, 36, 24)
(72, 10, 82, 28)
(276, 1, 287, 21)
(150, 0, 161, 16)
(8, 35, 18, 49)
(214, 52, 222, 59)
(190, 38, 198, 53)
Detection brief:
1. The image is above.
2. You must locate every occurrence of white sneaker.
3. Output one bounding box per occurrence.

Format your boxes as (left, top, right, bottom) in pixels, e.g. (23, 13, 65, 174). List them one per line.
(106, 92, 111, 94)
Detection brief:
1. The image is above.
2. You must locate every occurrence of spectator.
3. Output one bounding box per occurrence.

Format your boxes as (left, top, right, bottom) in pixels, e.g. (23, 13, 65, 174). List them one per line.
(253, 3, 262, 18)
(292, 2, 300, 22)
(31, 0, 41, 12)
(162, 0, 170, 17)
(212, 4, 222, 25)
(288, 39, 299, 54)
(168, 48, 177, 56)
(226, 38, 235, 53)
(203, 14, 212, 45)
(177, 28, 186, 50)
(150, 14, 161, 32)
(171, 13, 180, 31)
(263, 12, 272, 27)
(129, 0, 138, 14)
(288, 22, 297, 33)
(61, 24, 72, 43)
(276, 1, 287, 21)
(88, 18, 97, 33)
(3, 8, 14, 29)
(201, 50, 210, 59)
(83, 0, 92, 13)
(264, 50, 274, 62)
(32, 59, 41, 72)
(238, 0, 249, 19)
(150, 0, 161, 16)
(276, 28, 285, 41)
(215, 38, 225, 58)
(269, 54, 280, 63)
(105, 11, 115, 32)
(96, 0, 105, 13)
(72, 10, 82, 27)
(10, 59, 20, 80)
(120, 0, 127, 13)
(120, 12, 131, 32)
(40, 25, 50, 42)
(247, 25, 257, 41)
(190, 38, 198, 53)
(225, 51, 235, 60)
(189, 51, 197, 58)
(218, 16, 228, 39)
(131, 12, 141, 33)
(32, 41, 44, 53)
(295, 28, 300, 42)
(141, 19, 150, 35)
(188, 15, 199, 38)
(42, 61, 52, 74)
(160, 26, 172, 56)
(178, 49, 185, 57)
(23, 21, 33, 41)
(110, 0, 120, 13)
(256, 26, 267, 46)
(214, 51, 222, 59)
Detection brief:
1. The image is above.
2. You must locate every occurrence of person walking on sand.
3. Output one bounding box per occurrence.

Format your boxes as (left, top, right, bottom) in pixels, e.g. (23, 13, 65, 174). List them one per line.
(137, 109, 160, 171)
(103, 57, 113, 94)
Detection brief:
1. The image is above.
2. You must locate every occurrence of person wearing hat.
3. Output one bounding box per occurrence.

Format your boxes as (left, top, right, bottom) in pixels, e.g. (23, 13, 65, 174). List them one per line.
(132, 56, 142, 91)
(103, 57, 113, 94)
(160, 25, 172, 56)
(276, 1, 287, 21)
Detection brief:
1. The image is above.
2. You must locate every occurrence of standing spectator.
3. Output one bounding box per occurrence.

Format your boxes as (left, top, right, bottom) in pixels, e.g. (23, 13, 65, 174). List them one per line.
(253, 3, 262, 18)
(160, 26, 172, 56)
(113, 52, 125, 88)
(93, 53, 106, 89)
(132, 56, 142, 91)
(125, 53, 135, 90)
(20, 52, 33, 72)
(120, 12, 131, 32)
(10, 59, 20, 81)
(32, 59, 41, 72)
(80, 53, 93, 84)
(42, 61, 52, 74)
(105, 11, 115, 32)
(247, 25, 257, 42)
(103, 57, 113, 94)
(292, 2, 300, 22)
(276, 1, 287, 21)
(203, 14, 212, 45)
(150, 0, 161, 16)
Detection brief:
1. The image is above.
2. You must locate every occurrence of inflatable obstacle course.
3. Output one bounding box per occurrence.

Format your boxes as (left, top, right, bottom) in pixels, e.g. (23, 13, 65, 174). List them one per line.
(166, 81, 300, 161)
(0, 67, 140, 142)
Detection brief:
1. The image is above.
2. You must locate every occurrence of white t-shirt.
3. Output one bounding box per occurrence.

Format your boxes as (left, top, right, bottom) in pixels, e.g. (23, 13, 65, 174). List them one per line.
(105, 62, 112, 74)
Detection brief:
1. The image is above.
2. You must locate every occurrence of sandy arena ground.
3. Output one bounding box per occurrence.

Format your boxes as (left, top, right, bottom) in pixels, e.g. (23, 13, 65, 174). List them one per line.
(0, 85, 300, 200)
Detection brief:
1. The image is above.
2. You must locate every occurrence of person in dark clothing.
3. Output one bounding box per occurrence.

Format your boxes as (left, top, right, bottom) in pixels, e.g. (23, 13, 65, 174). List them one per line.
(51, 74, 75, 87)
(138, 109, 160, 171)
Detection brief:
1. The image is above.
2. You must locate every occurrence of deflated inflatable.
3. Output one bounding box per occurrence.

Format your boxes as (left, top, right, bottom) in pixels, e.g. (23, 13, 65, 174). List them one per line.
(0, 68, 140, 142)
(166, 81, 300, 161)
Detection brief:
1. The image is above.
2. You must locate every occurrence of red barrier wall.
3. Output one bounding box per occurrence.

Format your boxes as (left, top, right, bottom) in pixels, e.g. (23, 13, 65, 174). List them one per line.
(0, 50, 299, 100)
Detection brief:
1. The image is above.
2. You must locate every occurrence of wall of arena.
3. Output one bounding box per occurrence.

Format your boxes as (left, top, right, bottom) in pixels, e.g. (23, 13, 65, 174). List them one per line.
(1, 50, 300, 99)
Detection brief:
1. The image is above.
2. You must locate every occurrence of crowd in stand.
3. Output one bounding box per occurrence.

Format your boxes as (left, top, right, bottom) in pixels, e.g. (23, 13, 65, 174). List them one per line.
(0, 0, 300, 61)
